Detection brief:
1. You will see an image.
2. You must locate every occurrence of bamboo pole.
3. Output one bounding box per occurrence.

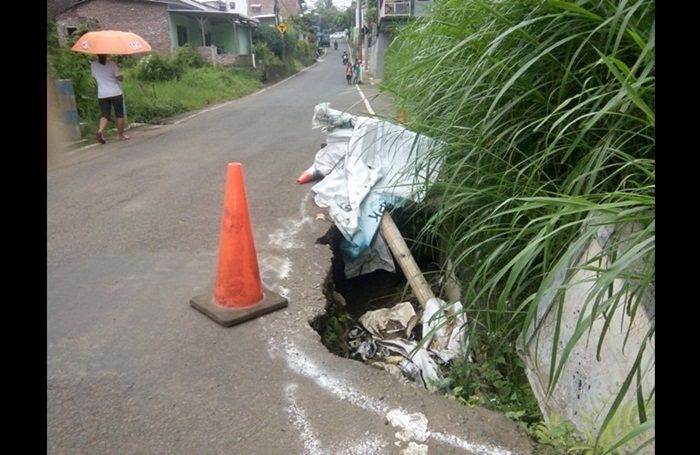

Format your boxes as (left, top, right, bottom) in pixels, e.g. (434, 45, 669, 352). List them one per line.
(380, 212, 435, 309)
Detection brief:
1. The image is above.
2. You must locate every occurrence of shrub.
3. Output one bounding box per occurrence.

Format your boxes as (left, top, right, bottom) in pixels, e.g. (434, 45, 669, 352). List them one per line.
(254, 26, 284, 59)
(48, 47, 99, 121)
(134, 53, 183, 82)
(174, 45, 206, 69)
(253, 42, 286, 81)
(125, 97, 187, 123)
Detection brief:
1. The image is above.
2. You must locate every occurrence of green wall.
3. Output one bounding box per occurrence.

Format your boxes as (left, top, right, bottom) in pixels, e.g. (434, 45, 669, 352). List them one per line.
(169, 14, 203, 48)
(169, 13, 253, 55)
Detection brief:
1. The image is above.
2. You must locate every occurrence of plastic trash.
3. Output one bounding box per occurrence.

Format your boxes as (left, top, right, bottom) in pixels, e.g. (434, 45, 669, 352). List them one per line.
(421, 298, 469, 363)
(358, 301, 418, 340)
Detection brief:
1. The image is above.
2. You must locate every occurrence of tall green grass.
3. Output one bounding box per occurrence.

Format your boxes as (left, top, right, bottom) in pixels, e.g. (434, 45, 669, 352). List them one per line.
(123, 66, 262, 124)
(383, 0, 654, 452)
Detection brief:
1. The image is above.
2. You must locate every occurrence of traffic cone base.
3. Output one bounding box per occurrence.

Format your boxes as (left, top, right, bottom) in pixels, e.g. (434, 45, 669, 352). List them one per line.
(190, 286, 288, 327)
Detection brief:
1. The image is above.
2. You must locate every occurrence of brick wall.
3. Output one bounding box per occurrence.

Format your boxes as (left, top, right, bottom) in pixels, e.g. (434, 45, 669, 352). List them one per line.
(55, 0, 172, 55)
(47, 0, 79, 19)
(214, 54, 253, 67)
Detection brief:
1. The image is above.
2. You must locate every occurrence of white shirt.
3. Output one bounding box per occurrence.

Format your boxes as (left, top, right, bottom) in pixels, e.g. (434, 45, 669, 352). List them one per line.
(90, 61, 123, 99)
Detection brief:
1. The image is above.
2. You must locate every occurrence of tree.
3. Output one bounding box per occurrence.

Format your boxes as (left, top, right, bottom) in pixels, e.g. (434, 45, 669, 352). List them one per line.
(308, 0, 350, 32)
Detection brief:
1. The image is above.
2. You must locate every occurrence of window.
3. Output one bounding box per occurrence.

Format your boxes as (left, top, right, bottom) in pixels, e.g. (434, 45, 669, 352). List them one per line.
(205, 31, 212, 47)
(177, 25, 188, 46)
(229, 2, 236, 9)
(66, 26, 77, 36)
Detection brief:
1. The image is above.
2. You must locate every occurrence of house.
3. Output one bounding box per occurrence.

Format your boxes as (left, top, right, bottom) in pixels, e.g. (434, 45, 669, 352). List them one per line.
(54, 0, 259, 67)
(248, 0, 306, 27)
(365, 0, 433, 79)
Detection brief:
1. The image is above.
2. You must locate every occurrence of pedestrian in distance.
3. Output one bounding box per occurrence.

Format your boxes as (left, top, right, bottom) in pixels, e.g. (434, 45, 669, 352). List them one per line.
(353, 60, 361, 85)
(91, 54, 129, 144)
(345, 62, 353, 85)
(342, 51, 349, 66)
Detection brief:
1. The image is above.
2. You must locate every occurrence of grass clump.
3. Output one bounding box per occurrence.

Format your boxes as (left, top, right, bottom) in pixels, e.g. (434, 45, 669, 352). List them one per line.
(382, 0, 654, 452)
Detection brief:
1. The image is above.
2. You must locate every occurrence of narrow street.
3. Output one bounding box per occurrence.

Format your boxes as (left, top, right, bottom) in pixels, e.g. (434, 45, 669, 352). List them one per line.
(48, 47, 534, 454)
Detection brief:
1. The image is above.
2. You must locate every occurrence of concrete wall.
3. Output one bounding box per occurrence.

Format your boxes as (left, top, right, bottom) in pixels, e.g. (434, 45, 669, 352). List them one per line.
(54, 79, 81, 141)
(55, 0, 171, 55)
(519, 219, 655, 452)
(368, 30, 392, 80)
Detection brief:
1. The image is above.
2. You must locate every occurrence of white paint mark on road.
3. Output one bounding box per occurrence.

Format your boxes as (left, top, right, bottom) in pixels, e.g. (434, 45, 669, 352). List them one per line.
(274, 338, 521, 455)
(268, 195, 315, 249)
(286, 383, 385, 455)
(268, 225, 304, 249)
(402, 442, 429, 455)
(356, 85, 376, 116)
(260, 256, 292, 280)
(286, 383, 323, 455)
(281, 338, 386, 414)
(387, 409, 430, 442)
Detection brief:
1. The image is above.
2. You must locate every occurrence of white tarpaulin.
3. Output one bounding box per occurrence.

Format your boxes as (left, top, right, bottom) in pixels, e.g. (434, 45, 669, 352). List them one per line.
(311, 109, 442, 277)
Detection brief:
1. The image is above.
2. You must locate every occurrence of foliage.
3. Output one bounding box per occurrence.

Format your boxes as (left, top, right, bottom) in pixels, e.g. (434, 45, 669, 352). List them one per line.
(134, 53, 184, 82)
(308, 0, 351, 32)
(315, 309, 354, 358)
(174, 44, 206, 69)
(253, 42, 286, 81)
(579, 399, 655, 454)
(47, 18, 60, 49)
(532, 415, 589, 454)
(123, 66, 260, 123)
(288, 16, 320, 64)
(254, 25, 285, 59)
(367, 7, 378, 25)
(383, 0, 654, 451)
(48, 47, 99, 122)
(441, 328, 542, 427)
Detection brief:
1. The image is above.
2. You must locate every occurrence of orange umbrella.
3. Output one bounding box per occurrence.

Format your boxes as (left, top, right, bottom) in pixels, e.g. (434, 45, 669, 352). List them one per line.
(71, 30, 151, 55)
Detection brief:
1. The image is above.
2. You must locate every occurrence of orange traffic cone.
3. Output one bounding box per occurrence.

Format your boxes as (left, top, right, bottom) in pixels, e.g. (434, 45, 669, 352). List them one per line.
(296, 167, 322, 184)
(190, 162, 287, 326)
(296, 170, 314, 184)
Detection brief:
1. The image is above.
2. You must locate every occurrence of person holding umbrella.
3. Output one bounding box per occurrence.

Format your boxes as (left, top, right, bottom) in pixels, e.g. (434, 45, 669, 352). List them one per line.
(91, 54, 128, 143)
(71, 30, 152, 144)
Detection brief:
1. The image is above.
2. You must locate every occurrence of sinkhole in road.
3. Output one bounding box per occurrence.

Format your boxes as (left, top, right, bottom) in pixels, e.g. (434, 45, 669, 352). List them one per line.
(310, 208, 441, 363)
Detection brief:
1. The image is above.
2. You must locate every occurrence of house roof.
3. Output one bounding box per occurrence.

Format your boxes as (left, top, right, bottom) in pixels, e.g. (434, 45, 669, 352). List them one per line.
(57, 0, 257, 23)
(60, 0, 210, 12)
(169, 0, 259, 24)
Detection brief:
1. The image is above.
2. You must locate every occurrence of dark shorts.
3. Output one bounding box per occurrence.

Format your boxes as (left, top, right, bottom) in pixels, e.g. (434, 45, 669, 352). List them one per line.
(98, 94, 125, 119)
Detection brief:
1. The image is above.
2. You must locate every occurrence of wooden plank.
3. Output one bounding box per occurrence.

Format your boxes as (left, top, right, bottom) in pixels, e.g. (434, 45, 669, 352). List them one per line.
(380, 212, 435, 309)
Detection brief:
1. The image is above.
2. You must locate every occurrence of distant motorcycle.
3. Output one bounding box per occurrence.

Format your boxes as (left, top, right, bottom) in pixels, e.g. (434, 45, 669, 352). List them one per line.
(342, 52, 349, 65)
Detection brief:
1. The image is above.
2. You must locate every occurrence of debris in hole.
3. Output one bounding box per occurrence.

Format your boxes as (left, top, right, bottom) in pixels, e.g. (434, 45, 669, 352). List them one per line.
(346, 298, 468, 390)
(358, 301, 418, 340)
(302, 103, 470, 391)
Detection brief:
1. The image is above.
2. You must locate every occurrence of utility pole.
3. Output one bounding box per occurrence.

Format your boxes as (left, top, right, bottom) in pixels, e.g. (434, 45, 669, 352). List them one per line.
(274, 0, 285, 61)
(357, 0, 362, 62)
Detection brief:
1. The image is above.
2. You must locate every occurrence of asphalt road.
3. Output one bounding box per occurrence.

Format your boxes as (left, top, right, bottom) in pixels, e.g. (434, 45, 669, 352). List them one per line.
(47, 47, 534, 455)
